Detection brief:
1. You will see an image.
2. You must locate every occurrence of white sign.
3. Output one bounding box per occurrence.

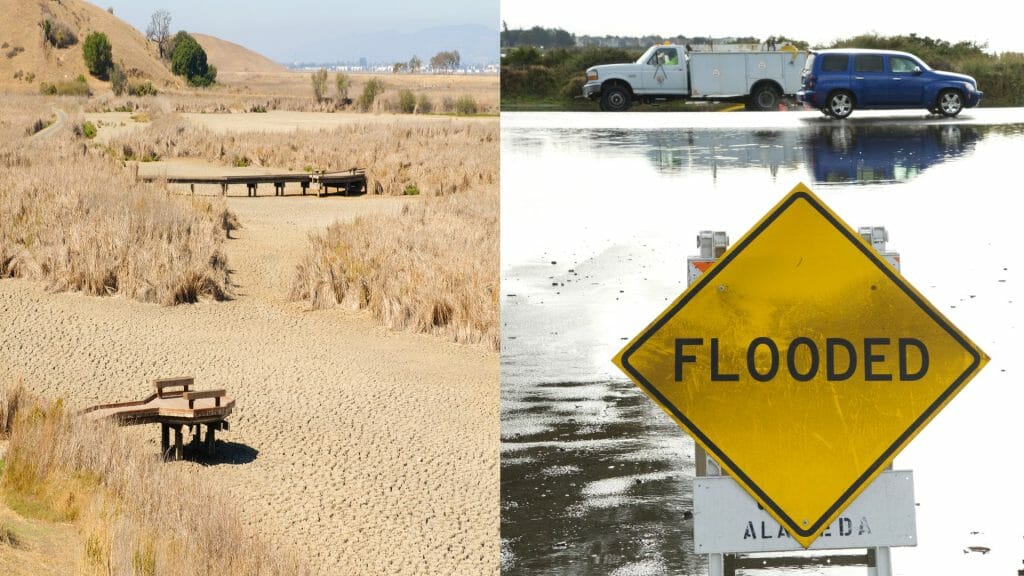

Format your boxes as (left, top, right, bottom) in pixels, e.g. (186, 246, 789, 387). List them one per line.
(694, 470, 917, 553)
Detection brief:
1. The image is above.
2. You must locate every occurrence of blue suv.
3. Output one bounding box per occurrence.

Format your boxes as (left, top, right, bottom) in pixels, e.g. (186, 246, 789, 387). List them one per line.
(797, 49, 982, 119)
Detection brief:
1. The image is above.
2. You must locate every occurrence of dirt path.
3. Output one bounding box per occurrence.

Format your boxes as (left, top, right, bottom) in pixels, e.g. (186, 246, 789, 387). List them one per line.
(30, 108, 66, 140)
(0, 189, 498, 575)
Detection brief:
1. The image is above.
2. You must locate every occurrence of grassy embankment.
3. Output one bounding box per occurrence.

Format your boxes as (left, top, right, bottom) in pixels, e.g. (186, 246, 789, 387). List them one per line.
(501, 35, 1024, 110)
(0, 379, 307, 575)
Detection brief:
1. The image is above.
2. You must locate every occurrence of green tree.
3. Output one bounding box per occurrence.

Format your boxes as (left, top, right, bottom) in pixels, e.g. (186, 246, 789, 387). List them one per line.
(445, 50, 460, 72)
(170, 31, 216, 86)
(430, 50, 461, 74)
(392, 62, 407, 74)
(335, 72, 352, 101)
(408, 55, 422, 73)
(311, 67, 328, 101)
(358, 78, 384, 111)
(82, 31, 113, 79)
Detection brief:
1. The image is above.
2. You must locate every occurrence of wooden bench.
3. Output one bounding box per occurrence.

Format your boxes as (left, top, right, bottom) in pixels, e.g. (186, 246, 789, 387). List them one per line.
(182, 389, 226, 409)
(154, 376, 193, 398)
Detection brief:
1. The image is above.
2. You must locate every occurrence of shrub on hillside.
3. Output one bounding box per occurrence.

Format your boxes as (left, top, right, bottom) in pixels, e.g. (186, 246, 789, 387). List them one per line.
(82, 32, 113, 79)
(127, 80, 157, 96)
(39, 75, 90, 96)
(170, 31, 216, 87)
(110, 63, 128, 95)
(42, 19, 77, 49)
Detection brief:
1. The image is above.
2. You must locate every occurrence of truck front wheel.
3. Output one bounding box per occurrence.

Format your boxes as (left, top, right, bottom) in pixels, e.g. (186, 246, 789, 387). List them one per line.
(601, 85, 632, 112)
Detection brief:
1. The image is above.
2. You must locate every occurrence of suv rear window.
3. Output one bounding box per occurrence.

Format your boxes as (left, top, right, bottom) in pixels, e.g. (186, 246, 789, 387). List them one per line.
(854, 55, 884, 73)
(821, 54, 848, 72)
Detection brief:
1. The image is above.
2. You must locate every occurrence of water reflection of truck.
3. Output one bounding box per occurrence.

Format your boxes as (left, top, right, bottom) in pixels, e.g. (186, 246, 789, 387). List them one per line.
(805, 124, 981, 184)
(582, 45, 807, 112)
(638, 129, 802, 175)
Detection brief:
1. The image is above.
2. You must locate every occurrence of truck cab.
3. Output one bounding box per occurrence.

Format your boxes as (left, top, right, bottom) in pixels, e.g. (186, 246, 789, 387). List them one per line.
(583, 45, 691, 111)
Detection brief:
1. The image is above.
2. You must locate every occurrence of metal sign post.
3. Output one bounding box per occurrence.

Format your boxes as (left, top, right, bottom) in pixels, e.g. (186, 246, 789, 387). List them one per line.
(689, 228, 907, 575)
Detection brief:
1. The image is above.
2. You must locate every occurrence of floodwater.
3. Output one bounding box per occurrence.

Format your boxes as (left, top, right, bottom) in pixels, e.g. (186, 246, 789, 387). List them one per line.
(500, 109, 1024, 575)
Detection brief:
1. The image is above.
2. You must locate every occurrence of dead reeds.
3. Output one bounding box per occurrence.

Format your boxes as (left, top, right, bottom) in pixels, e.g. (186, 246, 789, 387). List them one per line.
(290, 186, 499, 349)
(107, 113, 498, 197)
(0, 101, 234, 305)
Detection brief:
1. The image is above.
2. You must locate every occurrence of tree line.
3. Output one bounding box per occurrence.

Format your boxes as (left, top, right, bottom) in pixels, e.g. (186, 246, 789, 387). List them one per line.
(501, 31, 1024, 108)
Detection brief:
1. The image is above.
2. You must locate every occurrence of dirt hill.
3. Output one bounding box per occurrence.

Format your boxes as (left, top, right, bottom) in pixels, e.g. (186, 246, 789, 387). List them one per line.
(0, 0, 180, 93)
(192, 32, 285, 77)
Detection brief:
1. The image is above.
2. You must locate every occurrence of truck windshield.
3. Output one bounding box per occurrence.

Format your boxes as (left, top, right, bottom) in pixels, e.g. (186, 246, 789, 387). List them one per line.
(636, 46, 658, 65)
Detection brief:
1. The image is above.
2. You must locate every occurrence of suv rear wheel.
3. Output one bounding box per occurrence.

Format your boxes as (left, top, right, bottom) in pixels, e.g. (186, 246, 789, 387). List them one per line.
(937, 89, 964, 117)
(825, 91, 854, 119)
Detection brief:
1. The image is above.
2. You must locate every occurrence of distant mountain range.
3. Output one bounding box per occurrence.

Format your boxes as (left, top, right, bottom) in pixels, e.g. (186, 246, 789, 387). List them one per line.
(277, 24, 498, 67)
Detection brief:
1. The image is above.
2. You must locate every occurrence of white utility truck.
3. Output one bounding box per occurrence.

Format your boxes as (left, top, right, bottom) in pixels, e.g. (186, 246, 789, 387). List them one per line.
(582, 44, 807, 111)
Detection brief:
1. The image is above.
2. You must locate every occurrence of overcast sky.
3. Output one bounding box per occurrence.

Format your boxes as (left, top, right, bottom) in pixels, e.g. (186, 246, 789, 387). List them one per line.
(94, 0, 497, 62)
(501, 0, 1024, 55)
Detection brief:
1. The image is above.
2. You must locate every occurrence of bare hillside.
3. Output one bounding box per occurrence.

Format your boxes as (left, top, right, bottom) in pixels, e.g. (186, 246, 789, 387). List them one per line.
(192, 32, 285, 78)
(0, 0, 179, 93)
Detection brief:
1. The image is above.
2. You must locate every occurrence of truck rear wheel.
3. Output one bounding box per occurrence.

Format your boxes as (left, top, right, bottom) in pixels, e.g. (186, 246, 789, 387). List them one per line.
(601, 85, 631, 112)
(749, 84, 781, 111)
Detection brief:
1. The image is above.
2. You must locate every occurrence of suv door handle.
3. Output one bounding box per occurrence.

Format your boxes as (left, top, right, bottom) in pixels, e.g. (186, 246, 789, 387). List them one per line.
(854, 76, 865, 80)
(892, 77, 902, 81)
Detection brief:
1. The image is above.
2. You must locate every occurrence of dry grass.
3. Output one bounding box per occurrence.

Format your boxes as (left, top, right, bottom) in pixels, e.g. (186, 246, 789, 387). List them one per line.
(79, 72, 499, 114)
(0, 98, 234, 304)
(290, 186, 499, 349)
(108, 113, 498, 197)
(0, 379, 308, 576)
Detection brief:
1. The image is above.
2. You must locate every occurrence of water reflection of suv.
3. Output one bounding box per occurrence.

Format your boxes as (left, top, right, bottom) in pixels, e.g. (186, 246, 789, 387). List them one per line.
(806, 124, 981, 183)
(797, 49, 983, 119)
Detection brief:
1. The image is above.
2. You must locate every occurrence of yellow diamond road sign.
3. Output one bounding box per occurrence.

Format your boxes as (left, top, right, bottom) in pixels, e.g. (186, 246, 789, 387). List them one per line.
(613, 183, 988, 548)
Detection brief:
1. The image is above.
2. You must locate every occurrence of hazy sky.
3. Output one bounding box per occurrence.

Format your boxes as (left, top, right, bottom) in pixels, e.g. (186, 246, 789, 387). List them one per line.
(501, 0, 1024, 54)
(94, 0, 498, 62)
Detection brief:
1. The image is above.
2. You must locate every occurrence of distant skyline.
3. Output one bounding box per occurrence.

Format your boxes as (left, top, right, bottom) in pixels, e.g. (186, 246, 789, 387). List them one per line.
(92, 0, 498, 63)
(501, 1, 1024, 55)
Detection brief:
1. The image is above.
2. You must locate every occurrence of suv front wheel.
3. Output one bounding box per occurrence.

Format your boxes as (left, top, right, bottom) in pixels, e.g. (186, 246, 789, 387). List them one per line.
(825, 91, 854, 119)
(936, 89, 964, 117)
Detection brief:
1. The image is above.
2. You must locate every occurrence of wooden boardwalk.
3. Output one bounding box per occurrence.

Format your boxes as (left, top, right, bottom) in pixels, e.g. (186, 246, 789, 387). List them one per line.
(140, 168, 367, 197)
(84, 377, 234, 461)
